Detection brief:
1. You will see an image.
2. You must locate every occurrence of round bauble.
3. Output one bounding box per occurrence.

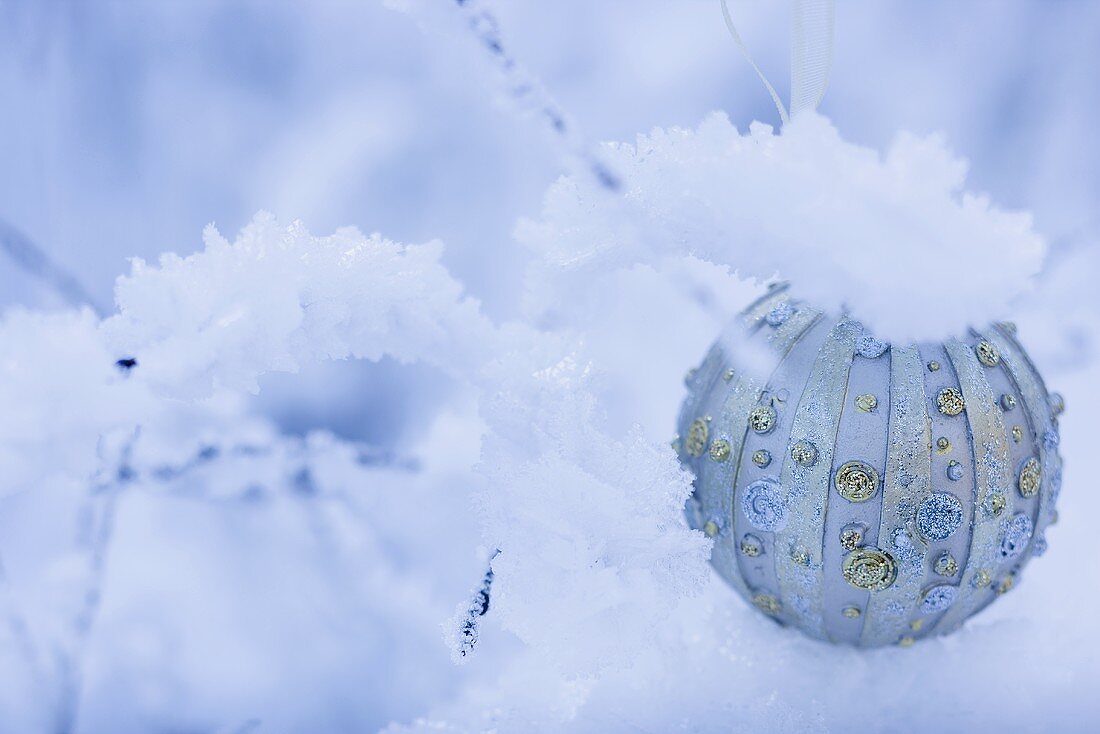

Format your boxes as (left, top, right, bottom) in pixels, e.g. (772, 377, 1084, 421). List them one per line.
(676, 284, 1064, 647)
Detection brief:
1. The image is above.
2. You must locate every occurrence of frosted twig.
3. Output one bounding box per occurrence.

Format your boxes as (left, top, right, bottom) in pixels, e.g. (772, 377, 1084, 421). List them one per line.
(0, 218, 105, 315)
(0, 554, 46, 694)
(445, 549, 498, 663)
(143, 439, 418, 504)
(52, 430, 137, 734)
(441, 0, 620, 191)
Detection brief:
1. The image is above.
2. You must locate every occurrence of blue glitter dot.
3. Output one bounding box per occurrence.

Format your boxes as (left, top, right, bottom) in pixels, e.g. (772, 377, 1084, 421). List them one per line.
(741, 478, 788, 532)
(1032, 533, 1049, 557)
(917, 493, 964, 541)
(1000, 513, 1034, 558)
(856, 334, 889, 359)
(920, 584, 958, 613)
(765, 302, 794, 327)
(947, 462, 964, 481)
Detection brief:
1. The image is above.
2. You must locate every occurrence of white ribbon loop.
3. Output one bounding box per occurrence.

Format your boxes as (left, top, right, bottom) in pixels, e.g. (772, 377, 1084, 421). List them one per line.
(720, 0, 836, 124)
(790, 0, 835, 117)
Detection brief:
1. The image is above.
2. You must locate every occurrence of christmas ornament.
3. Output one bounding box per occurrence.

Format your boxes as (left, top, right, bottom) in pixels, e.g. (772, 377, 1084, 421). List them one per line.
(676, 284, 1064, 647)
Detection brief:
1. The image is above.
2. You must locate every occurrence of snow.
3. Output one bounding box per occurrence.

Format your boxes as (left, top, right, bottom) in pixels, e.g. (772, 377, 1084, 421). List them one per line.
(0, 212, 716, 728)
(519, 112, 1046, 342)
(0, 2, 1098, 733)
(105, 214, 494, 396)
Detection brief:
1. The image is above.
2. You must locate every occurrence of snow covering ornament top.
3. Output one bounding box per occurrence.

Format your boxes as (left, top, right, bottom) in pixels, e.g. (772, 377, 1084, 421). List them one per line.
(676, 285, 1065, 646)
(518, 111, 1045, 345)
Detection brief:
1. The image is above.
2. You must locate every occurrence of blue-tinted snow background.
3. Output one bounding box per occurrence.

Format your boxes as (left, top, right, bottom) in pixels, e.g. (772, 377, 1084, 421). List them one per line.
(0, 1, 1097, 732)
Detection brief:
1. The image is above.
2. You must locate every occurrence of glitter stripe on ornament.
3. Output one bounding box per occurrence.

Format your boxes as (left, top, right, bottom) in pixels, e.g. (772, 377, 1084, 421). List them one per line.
(860, 345, 932, 647)
(768, 307, 821, 353)
(694, 343, 729, 402)
(675, 352, 722, 466)
(679, 341, 726, 433)
(935, 339, 1013, 634)
(732, 308, 826, 606)
(774, 318, 859, 639)
(681, 294, 821, 603)
(912, 342, 974, 635)
(970, 330, 1041, 598)
(678, 321, 745, 518)
(707, 374, 764, 600)
(988, 327, 1061, 535)
(821, 330, 891, 644)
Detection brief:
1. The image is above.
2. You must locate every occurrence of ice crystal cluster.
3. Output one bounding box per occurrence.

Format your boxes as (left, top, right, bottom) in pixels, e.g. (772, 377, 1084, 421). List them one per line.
(0, 111, 1095, 732)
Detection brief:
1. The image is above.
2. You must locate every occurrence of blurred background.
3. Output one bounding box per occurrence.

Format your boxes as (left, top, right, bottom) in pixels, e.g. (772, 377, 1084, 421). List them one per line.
(0, 1, 1097, 732)
(5, 0, 1098, 440)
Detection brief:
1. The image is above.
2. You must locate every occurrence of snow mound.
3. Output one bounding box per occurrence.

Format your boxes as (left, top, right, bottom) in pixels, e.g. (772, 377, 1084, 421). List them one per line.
(519, 112, 1046, 342)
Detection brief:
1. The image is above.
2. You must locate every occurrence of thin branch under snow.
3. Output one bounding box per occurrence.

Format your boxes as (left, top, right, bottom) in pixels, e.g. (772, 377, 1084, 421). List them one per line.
(393, 0, 620, 191)
(51, 430, 136, 734)
(0, 219, 105, 316)
(446, 549, 499, 663)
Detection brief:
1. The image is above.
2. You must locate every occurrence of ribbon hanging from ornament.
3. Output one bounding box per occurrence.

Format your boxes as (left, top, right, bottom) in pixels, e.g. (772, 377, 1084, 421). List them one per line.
(720, 0, 835, 123)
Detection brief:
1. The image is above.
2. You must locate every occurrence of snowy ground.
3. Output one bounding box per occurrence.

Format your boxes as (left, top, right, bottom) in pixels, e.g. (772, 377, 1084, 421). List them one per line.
(0, 2, 1098, 733)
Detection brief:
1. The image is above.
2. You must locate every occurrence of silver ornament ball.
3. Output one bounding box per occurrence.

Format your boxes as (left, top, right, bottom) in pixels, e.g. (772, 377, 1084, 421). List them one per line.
(677, 285, 1064, 647)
